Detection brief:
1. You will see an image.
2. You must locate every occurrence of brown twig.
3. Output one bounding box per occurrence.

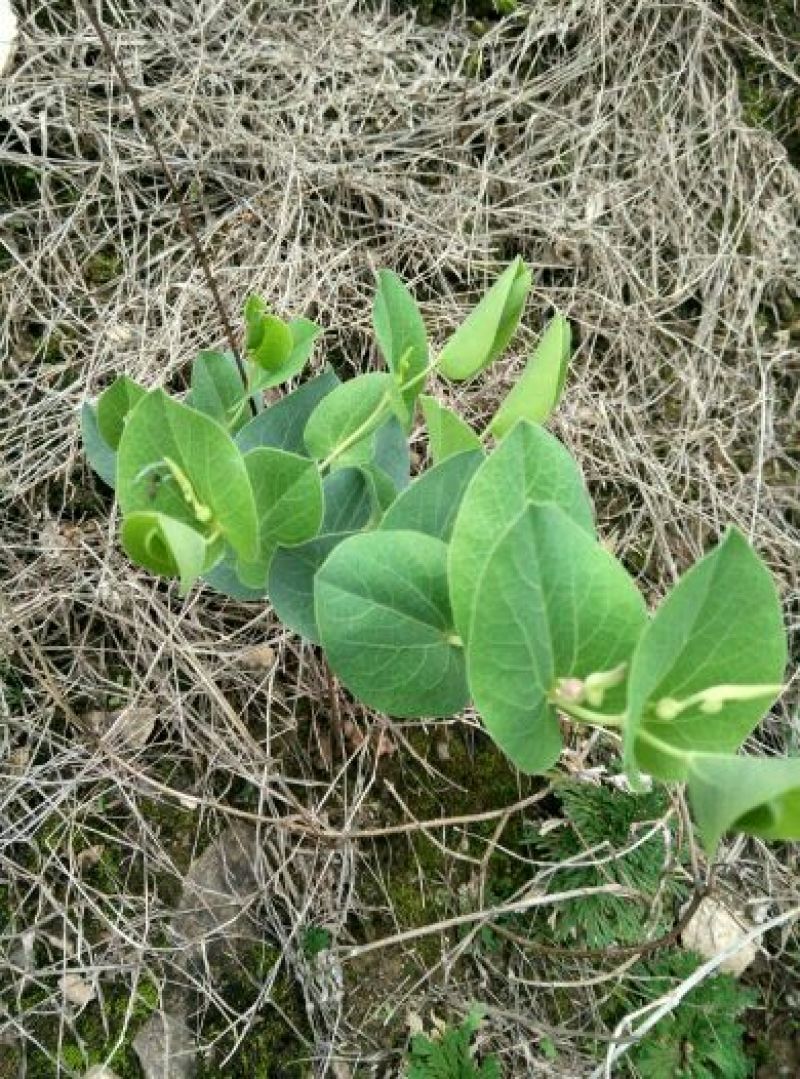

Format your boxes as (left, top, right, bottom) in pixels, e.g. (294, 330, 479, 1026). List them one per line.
(75, 0, 253, 404)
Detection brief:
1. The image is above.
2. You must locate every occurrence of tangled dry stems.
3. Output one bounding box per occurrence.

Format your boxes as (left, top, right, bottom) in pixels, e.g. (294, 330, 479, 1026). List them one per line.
(1, 0, 799, 1073)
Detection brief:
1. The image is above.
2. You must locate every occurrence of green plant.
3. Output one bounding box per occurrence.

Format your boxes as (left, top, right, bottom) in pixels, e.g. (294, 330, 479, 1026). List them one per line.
(82, 260, 796, 855)
(527, 782, 686, 948)
(405, 1007, 501, 1078)
(620, 952, 757, 1079)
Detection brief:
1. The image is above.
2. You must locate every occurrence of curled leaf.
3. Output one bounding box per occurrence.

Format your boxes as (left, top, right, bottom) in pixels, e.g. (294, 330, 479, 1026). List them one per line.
(117, 390, 259, 561)
(438, 257, 531, 381)
(488, 313, 571, 436)
(688, 753, 800, 856)
(122, 511, 212, 594)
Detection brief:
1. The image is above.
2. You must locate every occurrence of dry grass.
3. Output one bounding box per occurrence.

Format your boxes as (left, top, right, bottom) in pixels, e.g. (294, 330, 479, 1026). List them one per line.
(1, 0, 799, 1074)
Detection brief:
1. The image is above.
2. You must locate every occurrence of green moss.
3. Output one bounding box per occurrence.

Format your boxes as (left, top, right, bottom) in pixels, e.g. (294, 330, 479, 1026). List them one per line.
(198, 942, 309, 1076)
(736, 0, 800, 164)
(17, 979, 159, 1078)
(84, 249, 123, 287)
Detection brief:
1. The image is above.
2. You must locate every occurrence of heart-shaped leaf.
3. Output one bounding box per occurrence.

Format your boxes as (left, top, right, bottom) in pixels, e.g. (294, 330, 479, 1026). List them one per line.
(448, 420, 595, 646)
(117, 390, 259, 561)
(122, 511, 212, 595)
(467, 503, 646, 773)
(316, 530, 469, 716)
(236, 368, 339, 456)
(380, 450, 483, 541)
(626, 528, 787, 782)
(488, 313, 571, 437)
(688, 754, 800, 856)
(269, 532, 352, 644)
(438, 257, 531, 381)
(236, 448, 323, 588)
(304, 372, 393, 467)
(97, 375, 146, 450)
(373, 269, 428, 421)
(188, 350, 250, 432)
(81, 402, 117, 488)
(420, 395, 481, 463)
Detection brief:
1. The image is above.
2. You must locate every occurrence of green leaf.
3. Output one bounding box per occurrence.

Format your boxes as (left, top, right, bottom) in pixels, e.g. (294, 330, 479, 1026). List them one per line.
(304, 372, 392, 466)
(373, 269, 428, 420)
(626, 528, 787, 781)
(188, 350, 249, 432)
(244, 294, 268, 348)
(437, 257, 531, 381)
(117, 390, 259, 560)
(448, 420, 595, 646)
(688, 754, 800, 856)
(122, 511, 211, 595)
(373, 415, 411, 491)
(322, 468, 374, 532)
(203, 547, 268, 600)
(420, 395, 481, 463)
(236, 368, 339, 456)
(269, 532, 352, 644)
(380, 450, 483, 541)
(467, 503, 646, 773)
(96, 375, 146, 450)
(81, 402, 117, 488)
(356, 463, 397, 518)
(488, 313, 571, 437)
(244, 296, 294, 372)
(316, 530, 469, 716)
(249, 318, 322, 392)
(236, 448, 323, 589)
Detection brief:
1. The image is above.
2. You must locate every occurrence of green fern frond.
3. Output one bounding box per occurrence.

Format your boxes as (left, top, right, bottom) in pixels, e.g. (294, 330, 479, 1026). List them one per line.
(405, 1008, 501, 1079)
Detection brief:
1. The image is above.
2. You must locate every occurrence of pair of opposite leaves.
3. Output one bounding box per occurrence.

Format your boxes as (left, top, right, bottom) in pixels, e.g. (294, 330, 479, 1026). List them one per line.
(313, 420, 789, 854)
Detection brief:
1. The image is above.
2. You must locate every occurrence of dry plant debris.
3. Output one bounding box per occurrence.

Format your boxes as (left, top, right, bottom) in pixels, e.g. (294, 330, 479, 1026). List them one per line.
(1, 0, 798, 1074)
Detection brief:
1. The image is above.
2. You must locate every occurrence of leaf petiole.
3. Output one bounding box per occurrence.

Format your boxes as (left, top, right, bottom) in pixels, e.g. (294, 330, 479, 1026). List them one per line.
(548, 693, 626, 729)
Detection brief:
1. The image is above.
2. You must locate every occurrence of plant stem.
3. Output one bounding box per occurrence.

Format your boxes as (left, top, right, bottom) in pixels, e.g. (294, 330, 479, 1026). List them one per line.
(319, 392, 392, 471)
(77, 1, 255, 412)
(550, 696, 626, 729)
